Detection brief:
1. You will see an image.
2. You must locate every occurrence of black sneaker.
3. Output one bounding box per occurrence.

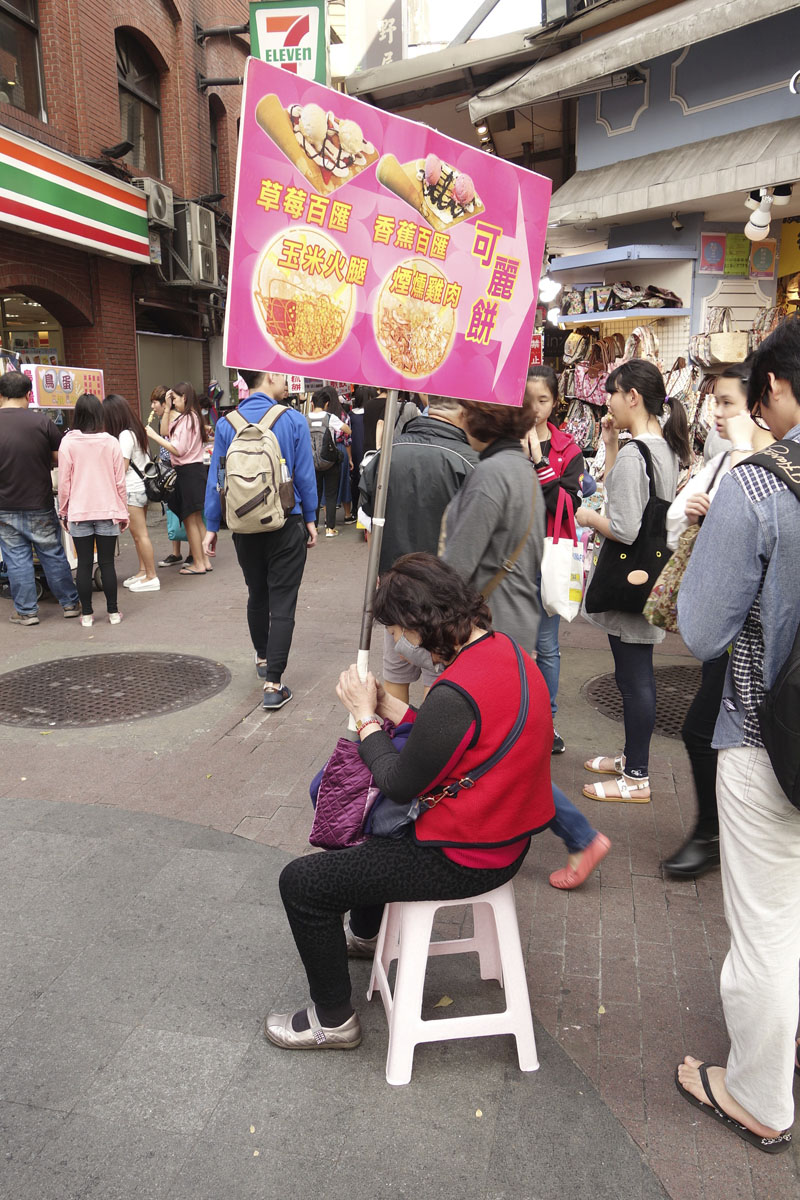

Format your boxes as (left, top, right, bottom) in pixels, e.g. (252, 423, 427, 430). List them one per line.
(552, 731, 566, 755)
(263, 684, 292, 711)
(343, 515, 357, 524)
(158, 554, 183, 567)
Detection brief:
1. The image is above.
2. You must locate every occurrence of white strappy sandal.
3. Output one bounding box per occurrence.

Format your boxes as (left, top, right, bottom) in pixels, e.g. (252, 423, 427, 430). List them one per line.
(583, 775, 651, 803)
(584, 754, 625, 776)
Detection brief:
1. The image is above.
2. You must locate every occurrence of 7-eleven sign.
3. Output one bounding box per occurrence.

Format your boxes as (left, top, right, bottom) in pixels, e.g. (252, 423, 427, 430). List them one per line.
(249, 1, 328, 84)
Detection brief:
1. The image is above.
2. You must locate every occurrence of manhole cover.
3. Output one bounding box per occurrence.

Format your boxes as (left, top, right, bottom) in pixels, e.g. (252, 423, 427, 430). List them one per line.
(0, 653, 231, 728)
(582, 664, 702, 739)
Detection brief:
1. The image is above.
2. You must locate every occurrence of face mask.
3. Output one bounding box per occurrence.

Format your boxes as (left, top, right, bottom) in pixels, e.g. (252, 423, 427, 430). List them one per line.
(395, 635, 444, 676)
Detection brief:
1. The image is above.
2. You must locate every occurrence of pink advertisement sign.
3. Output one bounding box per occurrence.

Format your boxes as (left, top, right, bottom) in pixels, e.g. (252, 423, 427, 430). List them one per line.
(224, 57, 551, 406)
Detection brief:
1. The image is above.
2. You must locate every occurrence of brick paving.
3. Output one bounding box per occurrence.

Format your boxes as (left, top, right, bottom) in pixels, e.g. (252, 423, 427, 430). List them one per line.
(0, 512, 797, 1197)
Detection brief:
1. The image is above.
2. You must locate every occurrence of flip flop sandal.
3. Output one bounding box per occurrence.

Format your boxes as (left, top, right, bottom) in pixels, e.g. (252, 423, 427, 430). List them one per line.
(675, 1062, 792, 1155)
(583, 776, 651, 803)
(584, 755, 625, 776)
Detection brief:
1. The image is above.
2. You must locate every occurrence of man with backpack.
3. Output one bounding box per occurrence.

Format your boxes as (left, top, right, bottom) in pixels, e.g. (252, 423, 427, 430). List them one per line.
(203, 369, 317, 710)
(674, 319, 800, 1155)
(307, 387, 345, 538)
(0, 371, 81, 624)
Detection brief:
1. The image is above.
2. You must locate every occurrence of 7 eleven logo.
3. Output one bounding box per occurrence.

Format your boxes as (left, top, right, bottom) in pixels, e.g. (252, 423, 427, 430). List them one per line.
(251, 4, 324, 82)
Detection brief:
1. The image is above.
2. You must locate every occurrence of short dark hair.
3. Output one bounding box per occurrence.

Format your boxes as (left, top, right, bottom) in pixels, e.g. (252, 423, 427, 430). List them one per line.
(748, 317, 800, 410)
(526, 365, 559, 404)
(461, 393, 536, 441)
(311, 385, 336, 410)
(0, 371, 33, 400)
(238, 369, 265, 391)
(373, 552, 492, 662)
(73, 393, 104, 433)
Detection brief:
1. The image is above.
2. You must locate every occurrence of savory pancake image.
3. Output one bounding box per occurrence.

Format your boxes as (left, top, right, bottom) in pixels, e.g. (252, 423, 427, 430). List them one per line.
(374, 258, 457, 377)
(253, 229, 356, 361)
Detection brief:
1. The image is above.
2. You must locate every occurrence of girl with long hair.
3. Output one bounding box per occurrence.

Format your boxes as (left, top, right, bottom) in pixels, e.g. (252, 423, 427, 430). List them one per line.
(146, 381, 211, 575)
(57, 393, 128, 626)
(576, 359, 691, 804)
(103, 393, 159, 592)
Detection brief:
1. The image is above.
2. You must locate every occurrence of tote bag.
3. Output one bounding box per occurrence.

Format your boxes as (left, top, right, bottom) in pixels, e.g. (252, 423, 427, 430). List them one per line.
(541, 490, 584, 622)
(584, 441, 672, 614)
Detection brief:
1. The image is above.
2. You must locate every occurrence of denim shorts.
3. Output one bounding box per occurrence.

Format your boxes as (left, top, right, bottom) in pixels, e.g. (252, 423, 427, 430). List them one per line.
(126, 487, 148, 509)
(68, 519, 120, 537)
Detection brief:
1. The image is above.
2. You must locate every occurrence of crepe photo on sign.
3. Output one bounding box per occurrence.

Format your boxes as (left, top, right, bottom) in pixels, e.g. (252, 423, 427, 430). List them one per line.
(374, 258, 457, 378)
(253, 229, 357, 361)
(255, 95, 378, 196)
(376, 153, 485, 233)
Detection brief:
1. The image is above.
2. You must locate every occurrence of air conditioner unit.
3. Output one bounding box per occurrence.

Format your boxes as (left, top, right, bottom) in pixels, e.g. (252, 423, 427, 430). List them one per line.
(189, 203, 218, 286)
(169, 203, 218, 287)
(134, 178, 174, 230)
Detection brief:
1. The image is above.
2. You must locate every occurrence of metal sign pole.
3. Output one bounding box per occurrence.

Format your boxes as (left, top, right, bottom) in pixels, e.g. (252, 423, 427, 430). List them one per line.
(347, 387, 399, 732)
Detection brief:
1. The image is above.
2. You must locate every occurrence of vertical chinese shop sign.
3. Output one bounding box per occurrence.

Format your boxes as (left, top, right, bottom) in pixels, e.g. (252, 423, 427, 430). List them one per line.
(224, 58, 552, 406)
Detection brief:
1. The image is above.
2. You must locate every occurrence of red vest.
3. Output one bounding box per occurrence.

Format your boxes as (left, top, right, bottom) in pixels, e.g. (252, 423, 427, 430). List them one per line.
(415, 632, 555, 848)
(545, 422, 582, 538)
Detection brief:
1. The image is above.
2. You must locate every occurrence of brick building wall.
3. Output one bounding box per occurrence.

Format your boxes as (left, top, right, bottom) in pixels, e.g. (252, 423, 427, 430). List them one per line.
(1, 1, 248, 406)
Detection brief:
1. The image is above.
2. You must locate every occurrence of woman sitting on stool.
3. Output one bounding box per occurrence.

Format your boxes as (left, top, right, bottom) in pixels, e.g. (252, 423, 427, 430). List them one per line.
(265, 552, 555, 1052)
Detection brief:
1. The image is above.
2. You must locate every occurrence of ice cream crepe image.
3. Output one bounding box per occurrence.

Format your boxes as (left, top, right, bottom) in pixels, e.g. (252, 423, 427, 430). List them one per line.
(256, 95, 378, 196)
(253, 229, 356, 362)
(376, 153, 485, 232)
(375, 258, 456, 378)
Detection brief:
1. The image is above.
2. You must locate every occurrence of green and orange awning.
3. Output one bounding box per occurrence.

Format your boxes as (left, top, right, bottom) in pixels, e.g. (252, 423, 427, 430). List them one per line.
(0, 128, 150, 264)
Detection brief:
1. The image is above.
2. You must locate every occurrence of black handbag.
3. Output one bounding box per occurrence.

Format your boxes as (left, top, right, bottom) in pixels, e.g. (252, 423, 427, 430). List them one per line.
(130, 458, 177, 504)
(584, 441, 672, 614)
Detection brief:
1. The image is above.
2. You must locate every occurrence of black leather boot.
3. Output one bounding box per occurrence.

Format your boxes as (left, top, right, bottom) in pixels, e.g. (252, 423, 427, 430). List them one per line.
(662, 834, 720, 879)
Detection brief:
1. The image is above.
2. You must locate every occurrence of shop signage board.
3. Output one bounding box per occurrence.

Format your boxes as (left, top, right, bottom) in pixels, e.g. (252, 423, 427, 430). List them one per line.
(0, 129, 150, 265)
(21, 364, 105, 409)
(249, 2, 328, 84)
(699, 233, 725, 275)
(724, 233, 752, 277)
(348, 0, 407, 72)
(749, 239, 777, 280)
(224, 58, 551, 405)
(529, 335, 542, 365)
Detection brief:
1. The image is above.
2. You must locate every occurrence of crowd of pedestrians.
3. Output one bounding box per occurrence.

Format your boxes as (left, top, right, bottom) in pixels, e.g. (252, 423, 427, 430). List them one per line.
(0, 316, 798, 1156)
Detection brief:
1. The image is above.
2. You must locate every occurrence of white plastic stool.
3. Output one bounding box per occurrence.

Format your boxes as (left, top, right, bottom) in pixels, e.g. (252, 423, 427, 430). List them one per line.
(366, 881, 538, 1086)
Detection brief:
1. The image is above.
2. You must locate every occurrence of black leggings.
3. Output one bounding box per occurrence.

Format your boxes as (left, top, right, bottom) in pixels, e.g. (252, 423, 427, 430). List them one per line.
(73, 534, 118, 615)
(316, 466, 338, 530)
(608, 635, 656, 777)
(279, 833, 528, 1009)
(680, 652, 729, 838)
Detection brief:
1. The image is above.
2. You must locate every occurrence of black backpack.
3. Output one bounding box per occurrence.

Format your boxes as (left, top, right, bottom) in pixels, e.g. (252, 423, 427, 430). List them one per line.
(744, 440, 800, 809)
(307, 412, 339, 472)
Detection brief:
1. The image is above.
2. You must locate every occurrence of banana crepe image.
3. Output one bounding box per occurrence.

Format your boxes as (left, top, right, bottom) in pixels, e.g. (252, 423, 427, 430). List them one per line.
(256, 95, 378, 195)
(376, 153, 485, 232)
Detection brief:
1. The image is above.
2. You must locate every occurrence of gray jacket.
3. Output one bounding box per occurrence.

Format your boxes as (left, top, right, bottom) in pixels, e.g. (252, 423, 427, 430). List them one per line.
(582, 434, 680, 644)
(678, 423, 800, 749)
(440, 440, 545, 655)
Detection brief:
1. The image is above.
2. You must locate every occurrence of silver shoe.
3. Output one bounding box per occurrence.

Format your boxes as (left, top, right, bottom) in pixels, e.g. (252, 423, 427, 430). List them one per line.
(345, 924, 378, 959)
(264, 1006, 362, 1050)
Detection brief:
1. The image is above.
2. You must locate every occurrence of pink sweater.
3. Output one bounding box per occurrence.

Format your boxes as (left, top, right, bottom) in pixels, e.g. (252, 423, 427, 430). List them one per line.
(58, 431, 128, 522)
(168, 413, 205, 465)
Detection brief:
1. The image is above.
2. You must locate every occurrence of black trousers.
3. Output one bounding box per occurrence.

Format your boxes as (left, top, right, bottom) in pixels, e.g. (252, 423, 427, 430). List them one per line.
(73, 534, 118, 615)
(278, 833, 528, 1009)
(232, 516, 307, 683)
(681, 651, 729, 837)
(315, 466, 338, 530)
(607, 635, 656, 776)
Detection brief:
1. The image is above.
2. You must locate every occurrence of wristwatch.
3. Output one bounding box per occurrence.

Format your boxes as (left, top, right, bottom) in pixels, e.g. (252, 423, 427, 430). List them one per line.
(535, 454, 550, 469)
(355, 714, 382, 733)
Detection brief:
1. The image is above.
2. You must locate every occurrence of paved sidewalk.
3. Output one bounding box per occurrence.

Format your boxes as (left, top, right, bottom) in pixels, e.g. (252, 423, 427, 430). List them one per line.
(0, 514, 798, 1198)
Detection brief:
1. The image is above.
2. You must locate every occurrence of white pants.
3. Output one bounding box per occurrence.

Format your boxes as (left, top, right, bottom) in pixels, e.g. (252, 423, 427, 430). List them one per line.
(717, 745, 800, 1131)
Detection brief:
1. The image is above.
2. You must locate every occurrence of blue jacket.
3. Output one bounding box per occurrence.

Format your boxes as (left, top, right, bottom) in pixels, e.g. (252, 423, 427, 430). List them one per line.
(203, 394, 317, 532)
(677, 422, 800, 749)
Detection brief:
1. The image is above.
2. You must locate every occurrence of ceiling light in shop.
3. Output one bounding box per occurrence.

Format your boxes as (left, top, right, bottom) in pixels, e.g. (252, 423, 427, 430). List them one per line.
(744, 192, 773, 241)
(538, 276, 562, 304)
